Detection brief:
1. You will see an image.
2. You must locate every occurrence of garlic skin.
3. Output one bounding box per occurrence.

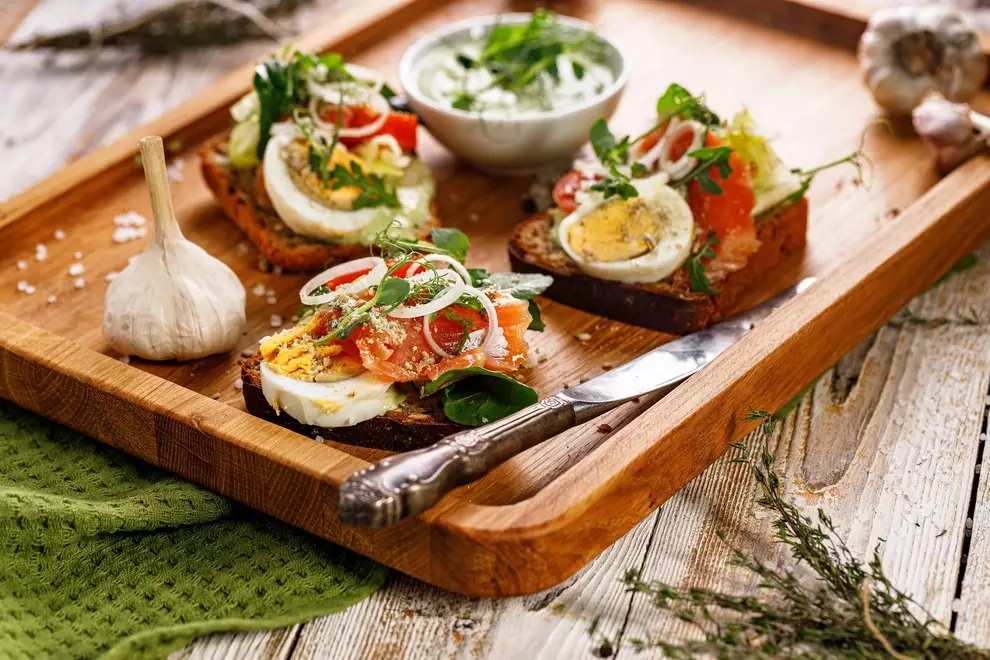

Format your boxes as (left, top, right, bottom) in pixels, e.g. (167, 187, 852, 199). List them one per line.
(104, 136, 247, 361)
(858, 7, 988, 115)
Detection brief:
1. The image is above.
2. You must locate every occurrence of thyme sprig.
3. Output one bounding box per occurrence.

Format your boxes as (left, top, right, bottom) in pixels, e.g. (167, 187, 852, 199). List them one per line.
(611, 410, 988, 659)
(785, 123, 879, 204)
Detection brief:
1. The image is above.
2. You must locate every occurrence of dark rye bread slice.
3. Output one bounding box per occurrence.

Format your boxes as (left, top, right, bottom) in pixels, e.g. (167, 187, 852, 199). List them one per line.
(508, 197, 808, 335)
(240, 353, 463, 452)
(198, 132, 440, 272)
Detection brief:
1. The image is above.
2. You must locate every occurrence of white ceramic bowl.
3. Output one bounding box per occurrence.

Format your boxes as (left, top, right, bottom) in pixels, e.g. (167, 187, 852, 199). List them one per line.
(399, 13, 629, 175)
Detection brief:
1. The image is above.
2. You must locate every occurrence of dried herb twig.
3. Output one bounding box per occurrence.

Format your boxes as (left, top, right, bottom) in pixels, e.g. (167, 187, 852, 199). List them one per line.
(607, 411, 989, 659)
(6, 0, 306, 55)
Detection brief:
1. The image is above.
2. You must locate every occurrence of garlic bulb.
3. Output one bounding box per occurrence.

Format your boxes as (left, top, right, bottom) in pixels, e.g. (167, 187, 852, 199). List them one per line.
(912, 94, 990, 173)
(104, 136, 246, 361)
(858, 7, 988, 114)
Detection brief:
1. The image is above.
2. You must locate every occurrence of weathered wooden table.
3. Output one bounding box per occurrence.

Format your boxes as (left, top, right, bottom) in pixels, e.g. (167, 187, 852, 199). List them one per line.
(4, 1, 990, 657)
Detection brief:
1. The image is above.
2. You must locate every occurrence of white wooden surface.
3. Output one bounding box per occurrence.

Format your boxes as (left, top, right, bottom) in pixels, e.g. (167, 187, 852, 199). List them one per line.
(3, 2, 990, 658)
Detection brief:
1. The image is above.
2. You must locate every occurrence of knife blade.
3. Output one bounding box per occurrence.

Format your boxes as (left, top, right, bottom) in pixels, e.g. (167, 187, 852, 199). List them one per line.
(337, 277, 816, 528)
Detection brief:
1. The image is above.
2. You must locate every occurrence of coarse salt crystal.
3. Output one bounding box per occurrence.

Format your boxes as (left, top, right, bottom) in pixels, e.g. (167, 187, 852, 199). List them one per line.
(270, 314, 283, 328)
(73, 278, 85, 289)
(166, 158, 185, 183)
(236, 242, 250, 256)
(112, 225, 148, 244)
(575, 332, 592, 342)
(16, 280, 28, 292)
(73, 251, 83, 260)
(105, 271, 118, 282)
(34, 244, 47, 261)
(265, 288, 275, 297)
(54, 229, 66, 240)
(314, 435, 325, 444)
(47, 295, 57, 304)
(266, 295, 277, 305)
(952, 598, 962, 612)
(68, 263, 84, 276)
(113, 211, 147, 227)
(966, 518, 974, 530)
(252, 283, 266, 296)
(233, 378, 244, 390)
(119, 356, 131, 365)
(24, 285, 36, 295)
(16, 259, 27, 270)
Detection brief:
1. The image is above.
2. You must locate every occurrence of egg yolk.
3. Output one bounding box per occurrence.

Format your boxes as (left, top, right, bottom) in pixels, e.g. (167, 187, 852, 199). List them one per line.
(566, 198, 667, 263)
(282, 140, 365, 210)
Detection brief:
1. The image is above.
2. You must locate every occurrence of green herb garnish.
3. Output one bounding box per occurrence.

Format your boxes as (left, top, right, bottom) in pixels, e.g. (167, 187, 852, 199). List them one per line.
(678, 145, 734, 195)
(328, 162, 400, 210)
(253, 50, 351, 158)
(450, 9, 607, 112)
(421, 366, 537, 426)
(655, 82, 720, 127)
(686, 233, 721, 295)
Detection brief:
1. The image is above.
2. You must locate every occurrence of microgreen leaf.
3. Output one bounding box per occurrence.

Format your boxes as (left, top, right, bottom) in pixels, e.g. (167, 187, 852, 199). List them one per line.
(375, 277, 411, 309)
(676, 146, 734, 195)
(429, 228, 470, 262)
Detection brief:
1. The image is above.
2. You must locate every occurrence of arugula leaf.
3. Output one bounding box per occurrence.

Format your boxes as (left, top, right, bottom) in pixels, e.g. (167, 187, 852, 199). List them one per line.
(677, 146, 734, 195)
(686, 233, 721, 295)
(589, 119, 632, 167)
(655, 83, 720, 127)
(329, 162, 401, 210)
(478, 272, 553, 300)
(430, 228, 470, 262)
(589, 168, 639, 200)
(422, 366, 537, 426)
(526, 300, 545, 331)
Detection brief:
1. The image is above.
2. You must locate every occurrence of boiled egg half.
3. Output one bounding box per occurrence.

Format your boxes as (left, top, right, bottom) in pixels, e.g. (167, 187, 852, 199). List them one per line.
(558, 172, 695, 284)
(259, 362, 405, 428)
(263, 133, 435, 243)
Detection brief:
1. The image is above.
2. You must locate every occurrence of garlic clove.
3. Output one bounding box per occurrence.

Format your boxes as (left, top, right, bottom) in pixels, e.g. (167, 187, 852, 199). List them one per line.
(912, 94, 990, 173)
(104, 136, 247, 361)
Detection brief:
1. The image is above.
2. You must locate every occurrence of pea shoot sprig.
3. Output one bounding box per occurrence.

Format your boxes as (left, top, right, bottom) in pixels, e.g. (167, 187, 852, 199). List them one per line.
(586, 83, 725, 201)
(449, 9, 608, 112)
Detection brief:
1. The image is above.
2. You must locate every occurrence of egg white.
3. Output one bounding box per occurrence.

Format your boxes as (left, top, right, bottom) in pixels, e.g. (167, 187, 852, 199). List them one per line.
(558, 172, 695, 284)
(263, 134, 435, 243)
(259, 362, 405, 428)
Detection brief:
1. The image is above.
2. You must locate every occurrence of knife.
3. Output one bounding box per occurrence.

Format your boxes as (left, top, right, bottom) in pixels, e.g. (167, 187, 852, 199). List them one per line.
(338, 277, 816, 528)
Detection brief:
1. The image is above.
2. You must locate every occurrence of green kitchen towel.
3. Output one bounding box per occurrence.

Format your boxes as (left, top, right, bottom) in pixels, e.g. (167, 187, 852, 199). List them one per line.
(0, 401, 387, 660)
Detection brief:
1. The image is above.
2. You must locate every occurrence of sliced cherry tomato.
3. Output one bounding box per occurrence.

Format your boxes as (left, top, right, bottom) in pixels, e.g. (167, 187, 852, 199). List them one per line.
(315, 104, 419, 152)
(324, 266, 373, 291)
(553, 170, 584, 214)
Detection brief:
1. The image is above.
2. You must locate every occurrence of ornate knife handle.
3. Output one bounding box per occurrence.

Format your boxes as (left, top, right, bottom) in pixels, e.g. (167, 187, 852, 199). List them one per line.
(337, 396, 576, 528)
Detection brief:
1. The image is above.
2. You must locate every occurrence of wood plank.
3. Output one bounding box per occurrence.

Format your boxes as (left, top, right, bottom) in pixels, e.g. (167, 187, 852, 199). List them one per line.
(4, 0, 990, 599)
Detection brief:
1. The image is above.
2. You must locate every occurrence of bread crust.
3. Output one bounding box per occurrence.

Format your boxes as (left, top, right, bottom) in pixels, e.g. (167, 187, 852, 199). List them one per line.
(240, 353, 464, 452)
(198, 132, 440, 272)
(508, 197, 808, 335)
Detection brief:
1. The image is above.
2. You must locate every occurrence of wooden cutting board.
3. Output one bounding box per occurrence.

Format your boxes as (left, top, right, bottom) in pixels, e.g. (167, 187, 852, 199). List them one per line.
(1, 0, 988, 596)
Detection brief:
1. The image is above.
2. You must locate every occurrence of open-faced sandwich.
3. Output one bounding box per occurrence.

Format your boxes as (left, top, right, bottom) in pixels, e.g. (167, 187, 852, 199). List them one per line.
(241, 225, 552, 451)
(200, 49, 437, 272)
(509, 84, 814, 335)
